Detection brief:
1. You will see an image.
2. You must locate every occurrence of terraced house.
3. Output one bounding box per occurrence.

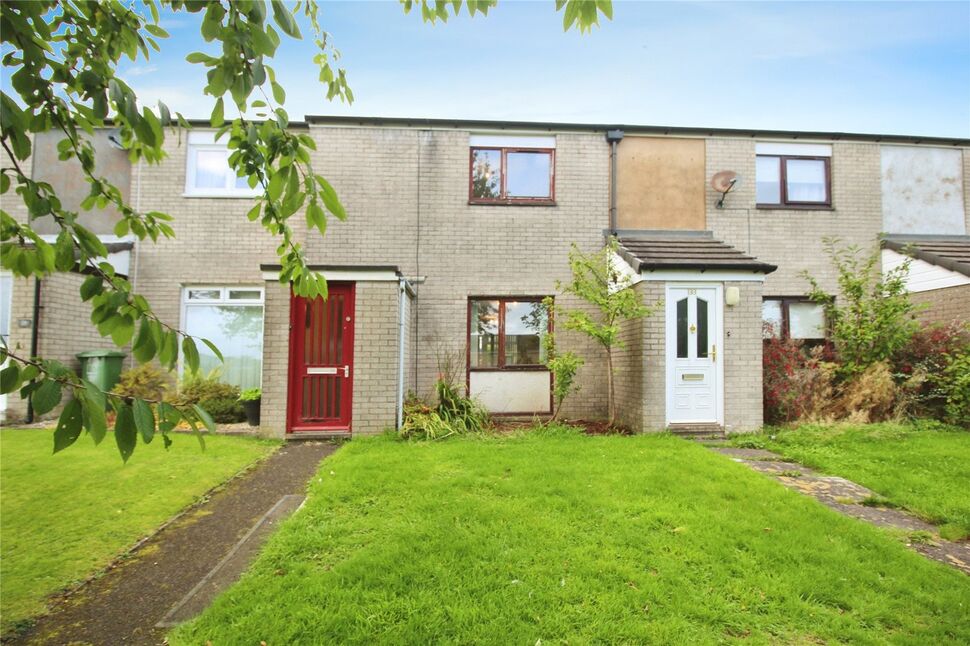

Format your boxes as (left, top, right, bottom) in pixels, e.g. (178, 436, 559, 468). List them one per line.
(3, 117, 969, 435)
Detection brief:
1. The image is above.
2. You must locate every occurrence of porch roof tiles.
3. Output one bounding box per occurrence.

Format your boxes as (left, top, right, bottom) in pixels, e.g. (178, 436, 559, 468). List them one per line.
(881, 235, 970, 278)
(615, 231, 777, 274)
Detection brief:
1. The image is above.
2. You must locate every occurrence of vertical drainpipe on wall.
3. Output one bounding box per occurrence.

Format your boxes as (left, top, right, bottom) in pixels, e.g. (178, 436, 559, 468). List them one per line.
(25, 277, 41, 423)
(606, 129, 624, 235)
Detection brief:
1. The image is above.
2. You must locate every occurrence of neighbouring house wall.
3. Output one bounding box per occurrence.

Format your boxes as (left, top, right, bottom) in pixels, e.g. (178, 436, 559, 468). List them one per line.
(910, 284, 970, 325)
(706, 139, 883, 297)
(30, 130, 130, 236)
(4, 273, 113, 422)
(881, 146, 966, 235)
(616, 137, 706, 230)
(722, 281, 764, 433)
(299, 126, 611, 420)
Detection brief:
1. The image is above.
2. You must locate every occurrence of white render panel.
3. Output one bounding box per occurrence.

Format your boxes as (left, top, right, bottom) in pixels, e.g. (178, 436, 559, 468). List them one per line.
(881, 146, 966, 234)
(470, 371, 551, 414)
(469, 134, 556, 148)
(755, 142, 832, 157)
(882, 249, 970, 292)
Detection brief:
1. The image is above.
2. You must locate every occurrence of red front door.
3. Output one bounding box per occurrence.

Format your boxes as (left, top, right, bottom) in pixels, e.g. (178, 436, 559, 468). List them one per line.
(287, 283, 355, 433)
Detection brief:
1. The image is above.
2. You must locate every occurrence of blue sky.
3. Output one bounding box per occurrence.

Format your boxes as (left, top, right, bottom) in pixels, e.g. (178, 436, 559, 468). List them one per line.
(118, 1, 970, 137)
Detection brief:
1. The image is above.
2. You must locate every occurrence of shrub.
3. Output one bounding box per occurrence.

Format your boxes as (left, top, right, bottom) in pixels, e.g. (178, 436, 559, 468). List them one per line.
(542, 330, 584, 421)
(832, 361, 897, 423)
(239, 388, 262, 401)
(112, 363, 171, 402)
(893, 322, 970, 419)
(942, 349, 970, 428)
(762, 335, 833, 424)
(399, 379, 491, 440)
(802, 238, 920, 378)
(167, 371, 245, 423)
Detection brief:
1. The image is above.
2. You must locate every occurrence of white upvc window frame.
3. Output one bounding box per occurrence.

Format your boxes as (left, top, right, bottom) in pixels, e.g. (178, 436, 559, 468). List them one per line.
(179, 286, 265, 385)
(184, 131, 260, 198)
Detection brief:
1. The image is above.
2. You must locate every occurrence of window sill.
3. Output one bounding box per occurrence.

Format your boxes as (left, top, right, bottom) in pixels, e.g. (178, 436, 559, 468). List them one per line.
(182, 191, 261, 199)
(755, 204, 834, 211)
(468, 200, 557, 207)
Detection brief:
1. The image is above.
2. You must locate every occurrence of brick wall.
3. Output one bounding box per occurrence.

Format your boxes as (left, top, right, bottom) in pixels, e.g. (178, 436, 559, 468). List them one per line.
(612, 281, 665, 432)
(911, 284, 970, 325)
(706, 139, 884, 297)
(722, 281, 764, 432)
(4, 273, 112, 422)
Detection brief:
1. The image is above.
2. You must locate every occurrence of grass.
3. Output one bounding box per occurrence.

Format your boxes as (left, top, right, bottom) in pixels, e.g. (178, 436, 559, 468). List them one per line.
(0, 428, 279, 634)
(172, 430, 970, 644)
(732, 422, 970, 539)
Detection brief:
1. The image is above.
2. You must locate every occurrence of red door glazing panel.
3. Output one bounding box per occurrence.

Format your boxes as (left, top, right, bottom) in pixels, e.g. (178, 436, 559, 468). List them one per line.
(287, 283, 355, 432)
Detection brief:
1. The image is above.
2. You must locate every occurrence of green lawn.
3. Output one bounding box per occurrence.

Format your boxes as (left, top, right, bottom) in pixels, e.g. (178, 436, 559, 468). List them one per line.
(0, 428, 278, 633)
(732, 422, 970, 540)
(172, 430, 970, 644)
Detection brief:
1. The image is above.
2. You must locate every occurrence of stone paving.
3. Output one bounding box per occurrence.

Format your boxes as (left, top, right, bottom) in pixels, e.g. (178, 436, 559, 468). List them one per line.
(707, 445, 970, 575)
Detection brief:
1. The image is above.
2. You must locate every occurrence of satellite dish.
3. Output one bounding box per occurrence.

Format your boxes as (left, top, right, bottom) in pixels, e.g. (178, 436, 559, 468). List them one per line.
(711, 170, 739, 208)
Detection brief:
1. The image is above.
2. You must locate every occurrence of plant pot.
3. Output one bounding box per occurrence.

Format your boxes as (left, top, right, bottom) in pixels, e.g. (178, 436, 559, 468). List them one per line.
(242, 398, 261, 427)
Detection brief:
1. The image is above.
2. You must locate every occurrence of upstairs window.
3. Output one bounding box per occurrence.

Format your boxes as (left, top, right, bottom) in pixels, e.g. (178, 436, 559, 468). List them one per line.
(469, 298, 551, 369)
(185, 131, 259, 197)
(763, 297, 827, 342)
(755, 143, 831, 208)
(469, 135, 555, 204)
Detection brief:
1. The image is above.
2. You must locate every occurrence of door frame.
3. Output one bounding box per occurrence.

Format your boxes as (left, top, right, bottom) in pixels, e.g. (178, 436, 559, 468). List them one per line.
(664, 282, 724, 426)
(286, 282, 356, 434)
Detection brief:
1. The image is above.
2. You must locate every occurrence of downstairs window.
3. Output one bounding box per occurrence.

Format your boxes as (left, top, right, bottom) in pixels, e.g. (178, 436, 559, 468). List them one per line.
(181, 287, 264, 388)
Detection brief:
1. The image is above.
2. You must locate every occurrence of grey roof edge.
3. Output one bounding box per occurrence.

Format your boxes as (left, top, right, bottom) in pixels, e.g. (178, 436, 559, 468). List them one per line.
(880, 236, 970, 278)
(101, 116, 968, 146)
(304, 115, 970, 147)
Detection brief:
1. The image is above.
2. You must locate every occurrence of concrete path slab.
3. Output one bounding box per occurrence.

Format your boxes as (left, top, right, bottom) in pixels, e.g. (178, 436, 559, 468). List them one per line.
(14, 441, 338, 645)
(707, 444, 970, 575)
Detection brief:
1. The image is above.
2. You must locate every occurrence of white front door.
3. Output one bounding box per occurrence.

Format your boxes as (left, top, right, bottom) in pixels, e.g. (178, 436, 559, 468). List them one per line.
(665, 285, 722, 425)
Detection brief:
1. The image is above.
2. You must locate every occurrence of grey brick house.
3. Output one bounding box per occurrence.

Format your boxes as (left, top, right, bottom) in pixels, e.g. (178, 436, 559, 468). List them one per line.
(3, 117, 968, 435)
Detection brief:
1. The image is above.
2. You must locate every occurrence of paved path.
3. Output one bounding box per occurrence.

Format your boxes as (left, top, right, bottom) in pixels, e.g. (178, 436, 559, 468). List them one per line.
(15, 441, 338, 645)
(708, 445, 970, 575)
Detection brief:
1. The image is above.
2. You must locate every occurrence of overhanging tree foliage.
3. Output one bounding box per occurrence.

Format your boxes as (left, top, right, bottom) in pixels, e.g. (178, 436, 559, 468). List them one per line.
(0, 0, 612, 460)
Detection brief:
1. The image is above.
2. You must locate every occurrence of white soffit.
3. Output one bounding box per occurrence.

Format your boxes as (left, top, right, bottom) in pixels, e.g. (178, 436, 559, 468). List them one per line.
(755, 142, 832, 157)
(469, 134, 556, 149)
(882, 249, 970, 293)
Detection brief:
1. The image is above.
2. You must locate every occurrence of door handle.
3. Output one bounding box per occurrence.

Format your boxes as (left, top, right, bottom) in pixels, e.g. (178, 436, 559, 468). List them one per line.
(712, 345, 717, 363)
(343, 365, 350, 378)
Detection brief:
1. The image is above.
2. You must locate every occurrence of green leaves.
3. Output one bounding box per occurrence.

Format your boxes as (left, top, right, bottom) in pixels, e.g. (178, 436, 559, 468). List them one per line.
(271, 0, 302, 38)
(114, 404, 137, 463)
(132, 398, 155, 444)
(31, 379, 62, 417)
(211, 97, 225, 128)
(53, 398, 84, 453)
(182, 337, 200, 374)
